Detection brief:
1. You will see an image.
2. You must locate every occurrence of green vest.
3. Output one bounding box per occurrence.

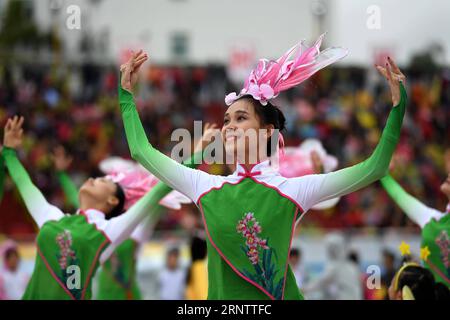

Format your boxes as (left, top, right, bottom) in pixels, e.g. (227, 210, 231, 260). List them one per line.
(199, 177, 303, 300)
(96, 239, 142, 300)
(422, 214, 450, 288)
(23, 215, 110, 300)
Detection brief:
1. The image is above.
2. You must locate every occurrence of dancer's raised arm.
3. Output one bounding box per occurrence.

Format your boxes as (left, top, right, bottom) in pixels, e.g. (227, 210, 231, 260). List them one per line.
(119, 51, 212, 201)
(381, 174, 444, 228)
(294, 58, 407, 212)
(2, 116, 64, 227)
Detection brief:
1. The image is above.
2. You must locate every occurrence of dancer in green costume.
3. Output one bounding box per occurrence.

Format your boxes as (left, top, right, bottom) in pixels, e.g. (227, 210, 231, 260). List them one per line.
(118, 39, 407, 300)
(381, 173, 450, 288)
(1, 115, 202, 300)
(50, 126, 216, 300)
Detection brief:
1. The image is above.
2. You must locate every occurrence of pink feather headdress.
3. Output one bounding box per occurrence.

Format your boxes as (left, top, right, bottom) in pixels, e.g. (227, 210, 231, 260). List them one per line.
(274, 139, 341, 210)
(225, 33, 348, 106)
(99, 157, 191, 210)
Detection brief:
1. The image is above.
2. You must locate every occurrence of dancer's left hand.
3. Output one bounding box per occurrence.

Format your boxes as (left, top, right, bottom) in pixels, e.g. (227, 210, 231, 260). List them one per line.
(120, 50, 149, 94)
(375, 57, 406, 106)
(3, 116, 24, 150)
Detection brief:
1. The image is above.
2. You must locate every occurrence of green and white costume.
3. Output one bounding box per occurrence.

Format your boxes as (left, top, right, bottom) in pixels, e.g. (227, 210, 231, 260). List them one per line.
(56, 171, 167, 300)
(381, 175, 450, 288)
(119, 83, 407, 300)
(1, 146, 194, 300)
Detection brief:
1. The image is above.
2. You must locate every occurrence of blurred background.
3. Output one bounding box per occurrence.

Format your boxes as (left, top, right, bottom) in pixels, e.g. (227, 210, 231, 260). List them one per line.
(0, 0, 448, 299)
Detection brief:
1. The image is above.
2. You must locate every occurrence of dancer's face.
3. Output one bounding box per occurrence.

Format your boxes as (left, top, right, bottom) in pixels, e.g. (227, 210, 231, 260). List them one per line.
(440, 173, 450, 199)
(221, 99, 273, 163)
(79, 177, 120, 213)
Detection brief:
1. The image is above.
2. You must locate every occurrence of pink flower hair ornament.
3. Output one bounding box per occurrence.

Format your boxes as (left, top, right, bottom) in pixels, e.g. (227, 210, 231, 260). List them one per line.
(99, 157, 191, 210)
(274, 139, 341, 210)
(225, 33, 348, 106)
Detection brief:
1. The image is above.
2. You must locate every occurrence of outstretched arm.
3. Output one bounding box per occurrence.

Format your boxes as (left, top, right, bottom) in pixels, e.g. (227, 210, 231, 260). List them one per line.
(381, 174, 444, 228)
(295, 58, 407, 211)
(119, 52, 210, 201)
(2, 117, 64, 228)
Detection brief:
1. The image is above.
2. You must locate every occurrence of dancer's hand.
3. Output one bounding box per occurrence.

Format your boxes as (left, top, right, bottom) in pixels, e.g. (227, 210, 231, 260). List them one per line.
(120, 50, 149, 94)
(194, 122, 219, 153)
(375, 57, 406, 106)
(52, 146, 73, 171)
(311, 150, 324, 174)
(3, 116, 24, 150)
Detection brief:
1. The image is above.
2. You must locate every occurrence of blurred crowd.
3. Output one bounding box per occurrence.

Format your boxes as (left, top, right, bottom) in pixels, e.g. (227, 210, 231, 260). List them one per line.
(0, 62, 449, 237)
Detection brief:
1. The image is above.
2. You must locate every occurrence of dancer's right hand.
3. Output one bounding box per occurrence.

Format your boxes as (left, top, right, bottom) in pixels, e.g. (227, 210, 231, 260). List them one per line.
(52, 146, 73, 171)
(3, 116, 24, 150)
(120, 50, 149, 94)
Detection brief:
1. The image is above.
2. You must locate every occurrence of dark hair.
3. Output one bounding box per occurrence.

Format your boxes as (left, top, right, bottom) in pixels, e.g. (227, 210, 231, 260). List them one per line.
(290, 248, 300, 258)
(235, 96, 286, 157)
(168, 247, 180, 257)
(4, 247, 19, 260)
(106, 183, 126, 220)
(397, 265, 450, 300)
(348, 250, 360, 265)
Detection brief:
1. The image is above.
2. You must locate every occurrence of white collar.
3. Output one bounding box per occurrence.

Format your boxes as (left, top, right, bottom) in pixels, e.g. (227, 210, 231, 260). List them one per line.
(233, 159, 277, 177)
(78, 208, 106, 220)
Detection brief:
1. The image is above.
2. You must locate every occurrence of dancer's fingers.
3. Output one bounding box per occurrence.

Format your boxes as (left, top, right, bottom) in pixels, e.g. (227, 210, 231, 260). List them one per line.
(386, 62, 394, 84)
(133, 56, 148, 71)
(376, 65, 388, 79)
(17, 116, 24, 129)
(5, 118, 11, 131)
(387, 56, 402, 76)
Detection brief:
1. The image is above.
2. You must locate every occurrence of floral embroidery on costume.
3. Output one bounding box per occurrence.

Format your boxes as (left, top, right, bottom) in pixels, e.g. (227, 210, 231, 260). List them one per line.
(236, 212, 283, 299)
(435, 231, 450, 276)
(55, 230, 82, 299)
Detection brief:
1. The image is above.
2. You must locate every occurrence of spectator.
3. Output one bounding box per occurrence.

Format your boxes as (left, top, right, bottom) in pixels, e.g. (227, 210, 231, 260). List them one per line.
(158, 247, 186, 300)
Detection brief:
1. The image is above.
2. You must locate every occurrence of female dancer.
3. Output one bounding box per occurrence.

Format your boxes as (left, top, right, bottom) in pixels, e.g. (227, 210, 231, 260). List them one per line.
(119, 35, 407, 300)
(1, 116, 203, 300)
(381, 173, 450, 288)
(51, 126, 215, 300)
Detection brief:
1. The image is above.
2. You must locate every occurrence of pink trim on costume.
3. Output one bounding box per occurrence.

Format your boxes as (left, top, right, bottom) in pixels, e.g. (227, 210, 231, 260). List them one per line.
(199, 201, 275, 300)
(196, 177, 246, 205)
(248, 177, 304, 213)
(79, 210, 112, 243)
(282, 207, 299, 299)
(36, 245, 76, 300)
(425, 259, 450, 286)
(81, 239, 109, 300)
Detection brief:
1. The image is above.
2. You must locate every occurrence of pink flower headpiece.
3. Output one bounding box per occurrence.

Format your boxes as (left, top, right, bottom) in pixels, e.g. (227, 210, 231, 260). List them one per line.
(99, 157, 191, 210)
(274, 139, 341, 210)
(225, 33, 348, 106)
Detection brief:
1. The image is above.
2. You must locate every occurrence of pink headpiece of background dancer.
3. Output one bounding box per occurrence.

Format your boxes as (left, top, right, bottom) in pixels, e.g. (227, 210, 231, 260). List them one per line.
(99, 157, 191, 210)
(225, 33, 348, 106)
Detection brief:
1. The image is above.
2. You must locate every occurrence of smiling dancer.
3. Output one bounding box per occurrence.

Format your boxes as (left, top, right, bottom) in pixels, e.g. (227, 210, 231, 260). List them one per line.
(118, 35, 407, 300)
